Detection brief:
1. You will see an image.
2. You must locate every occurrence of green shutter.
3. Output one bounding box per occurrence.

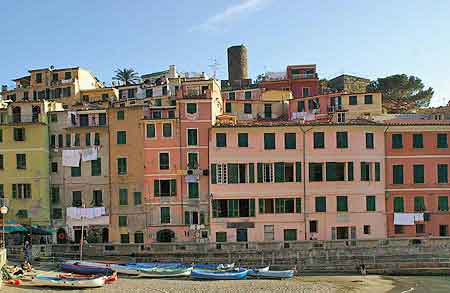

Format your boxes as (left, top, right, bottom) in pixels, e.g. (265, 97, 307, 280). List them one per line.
(147, 124, 155, 138)
(85, 133, 91, 146)
(257, 163, 263, 183)
(414, 196, 425, 212)
(437, 134, 448, 148)
(227, 163, 239, 184)
(238, 133, 248, 147)
(284, 133, 296, 149)
(212, 200, 218, 218)
(211, 164, 217, 184)
(275, 198, 283, 213)
(438, 164, 448, 183)
(185, 211, 191, 225)
(348, 162, 354, 181)
(117, 131, 126, 144)
(216, 231, 227, 242)
(228, 200, 239, 217)
(337, 196, 348, 212)
(259, 199, 264, 213)
(393, 197, 404, 212)
(315, 197, 326, 212)
(438, 196, 449, 211)
(392, 134, 403, 149)
(336, 132, 348, 148)
(264, 133, 275, 149)
(413, 165, 425, 184)
(366, 196, 376, 211)
(413, 134, 423, 148)
(250, 199, 255, 217)
(295, 162, 302, 182)
(314, 132, 324, 148)
(393, 165, 404, 184)
(170, 179, 177, 196)
(274, 162, 285, 183)
(296, 198, 301, 213)
(375, 162, 380, 181)
(216, 133, 226, 147)
(248, 163, 255, 183)
(154, 180, 160, 196)
(188, 182, 199, 198)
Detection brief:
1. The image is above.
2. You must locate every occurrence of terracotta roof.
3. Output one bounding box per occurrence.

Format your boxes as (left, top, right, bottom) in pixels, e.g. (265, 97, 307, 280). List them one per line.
(384, 119, 450, 126)
(214, 117, 383, 128)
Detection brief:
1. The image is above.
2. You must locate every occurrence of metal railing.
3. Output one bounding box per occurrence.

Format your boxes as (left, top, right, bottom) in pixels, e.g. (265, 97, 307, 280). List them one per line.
(291, 73, 318, 80)
(0, 114, 47, 125)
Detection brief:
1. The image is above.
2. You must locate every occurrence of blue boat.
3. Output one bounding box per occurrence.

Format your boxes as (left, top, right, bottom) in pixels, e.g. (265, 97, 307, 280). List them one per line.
(248, 266, 294, 279)
(61, 262, 113, 275)
(191, 268, 249, 280)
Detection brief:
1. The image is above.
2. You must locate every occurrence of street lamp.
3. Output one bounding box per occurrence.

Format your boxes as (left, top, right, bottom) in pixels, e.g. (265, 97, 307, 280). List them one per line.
(1, 205, 8, 248)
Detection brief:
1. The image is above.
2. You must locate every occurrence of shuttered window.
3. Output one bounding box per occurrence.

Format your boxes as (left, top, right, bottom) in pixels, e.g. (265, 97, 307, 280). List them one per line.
(188, 182, 199, 198)
(438, 164, 448, 183)
(336, 196, 348, 212)
(313, 132, 324, 148)
(216, 133, 227, 147)
(284, 133, 296, 149)
(438, 196, 449, 211)
(187, 129, 198, 146)
(392, 134, 403, 149)
(315, 197, 326, 212)
(91, 158, 101, 176)
(413, 134, 423, 148)
(393, 165, 404, 184)
(248, 163, 255, 183)
(437, 133, 448, 148)
(146, 124, 156, 138)
(117, 131, 126, 144)
(309, 163, 323, 181)
(336, 132, 348, 148)
(393, 197, 404, 212)
(119, 188, 128, 205)
(413, 164, 425, 184)
(375, 162, 381, 181)
(162, 123, 172, 137)
(238, 133, 248, 147)
(347, 162, 354, 181)
(365, 133, 374, 149)
(295, 162, 302, 182)
(117, 158, 127, 175)
(160, 207, 170, 224)
(119, 215, 127, 227)
(414, 196, 426, 212)
(366, 196, 376, 211)
(264, 133, 275, 150)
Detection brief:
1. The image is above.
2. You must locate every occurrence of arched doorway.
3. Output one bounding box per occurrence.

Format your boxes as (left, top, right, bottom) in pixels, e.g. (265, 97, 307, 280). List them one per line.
(156, 229, 175, 243)
(56, 228, 67, 244)
(12, 106, 21, 123)
(32, 106, 41, 122)
(102, 228, 109, 243)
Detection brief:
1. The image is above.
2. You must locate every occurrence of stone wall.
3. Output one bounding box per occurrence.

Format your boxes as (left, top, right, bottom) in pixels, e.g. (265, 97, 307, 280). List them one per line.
(328, 75, 370, 94)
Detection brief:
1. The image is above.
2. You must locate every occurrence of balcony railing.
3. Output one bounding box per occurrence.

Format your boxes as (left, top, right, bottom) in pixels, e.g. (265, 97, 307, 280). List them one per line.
(0, 114, 47, 125)
(327, 104, 344, 113)
(68, 119, 107, 128)
(291, 73, 318, 80)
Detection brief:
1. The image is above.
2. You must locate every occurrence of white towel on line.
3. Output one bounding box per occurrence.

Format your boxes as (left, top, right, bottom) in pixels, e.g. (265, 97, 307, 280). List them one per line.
(62, 149, 81, 167)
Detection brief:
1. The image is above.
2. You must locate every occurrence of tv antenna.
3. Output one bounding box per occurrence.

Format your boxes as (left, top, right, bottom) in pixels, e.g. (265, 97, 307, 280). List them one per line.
(208, 58, 221, 79)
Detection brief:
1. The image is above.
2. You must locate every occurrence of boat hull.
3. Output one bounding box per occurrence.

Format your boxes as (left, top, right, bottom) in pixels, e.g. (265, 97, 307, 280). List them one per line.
(138, 267, 193, 278)
(61, 263, 113, 275)
(190, 269, 249, 280)
(31, 276, 106, 288)
(249, 269, 294, 279)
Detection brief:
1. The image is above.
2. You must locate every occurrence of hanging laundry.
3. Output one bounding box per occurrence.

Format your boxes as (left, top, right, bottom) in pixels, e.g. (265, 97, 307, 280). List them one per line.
(62, 149, 81, 167)
(81, 147, 98, 161)
(66, 207, 106, 219)
(413, 213, 424, 222)
(394, 213, 415, 225)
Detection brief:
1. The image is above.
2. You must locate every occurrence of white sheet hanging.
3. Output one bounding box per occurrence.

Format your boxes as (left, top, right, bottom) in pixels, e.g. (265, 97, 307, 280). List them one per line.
(394, 213, 415, 225)
(413, 213, 424, 222)
(62, 149, 81, 167)
(81, 147, 98, 161)
(66, 207, 106, 219)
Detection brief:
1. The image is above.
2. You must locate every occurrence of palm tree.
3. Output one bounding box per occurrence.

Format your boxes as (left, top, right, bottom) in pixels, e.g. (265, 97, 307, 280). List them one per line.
(113, 68, 140, 85)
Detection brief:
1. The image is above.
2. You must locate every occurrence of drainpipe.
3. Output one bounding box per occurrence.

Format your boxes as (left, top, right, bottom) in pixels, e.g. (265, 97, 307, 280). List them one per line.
(383, 126, 390, 235)
(300, 126, 313, 241)
(107, 108, 112, 242)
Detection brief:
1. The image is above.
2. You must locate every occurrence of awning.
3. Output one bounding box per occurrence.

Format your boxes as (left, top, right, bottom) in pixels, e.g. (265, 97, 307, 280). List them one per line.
(0, 220, 28, 233)
(28, 225, 55, 235)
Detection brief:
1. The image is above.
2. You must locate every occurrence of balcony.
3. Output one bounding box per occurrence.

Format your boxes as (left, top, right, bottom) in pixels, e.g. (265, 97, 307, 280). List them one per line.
(291, 73, 318, 80)
(48, 79, 74, 87)
(327, 104, 345, 113)
(0, 114, 47, 125)
(67, 113, 107, 128)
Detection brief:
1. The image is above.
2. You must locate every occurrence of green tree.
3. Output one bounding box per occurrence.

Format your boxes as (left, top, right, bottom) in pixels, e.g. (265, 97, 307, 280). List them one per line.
(367, 74, 433, 113)
(113, 68, 140, 85)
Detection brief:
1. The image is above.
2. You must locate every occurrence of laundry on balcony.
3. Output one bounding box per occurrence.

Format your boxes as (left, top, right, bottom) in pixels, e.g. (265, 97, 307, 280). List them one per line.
(393, 213, 424, 225)
(62, 149, 81, 167)
(66, 207, 106, 219)
(81, 147, 98, 162)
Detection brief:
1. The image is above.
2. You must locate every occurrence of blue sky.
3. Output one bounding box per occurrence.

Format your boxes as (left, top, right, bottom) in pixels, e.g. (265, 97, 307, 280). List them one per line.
(1, 0, 449, 106)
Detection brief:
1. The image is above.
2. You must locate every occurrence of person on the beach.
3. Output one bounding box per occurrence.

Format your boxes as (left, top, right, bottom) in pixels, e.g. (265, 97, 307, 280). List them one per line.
(23, 239, 32, 264)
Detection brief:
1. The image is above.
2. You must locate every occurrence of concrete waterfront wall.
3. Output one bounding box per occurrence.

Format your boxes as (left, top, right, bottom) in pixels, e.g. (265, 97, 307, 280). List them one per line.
(6, 238, 450, 274)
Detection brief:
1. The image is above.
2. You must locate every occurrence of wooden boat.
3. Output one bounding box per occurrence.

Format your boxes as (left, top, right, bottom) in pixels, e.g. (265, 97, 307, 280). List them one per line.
(190, 268, 249, 280)
(193, 263, 235, 271)
(59, 271, 118, 283)
(138, 266, 193, 278)
(249, 266, 294, 279)
(61, 262, 113, 275)
(30, 275, 106, 288)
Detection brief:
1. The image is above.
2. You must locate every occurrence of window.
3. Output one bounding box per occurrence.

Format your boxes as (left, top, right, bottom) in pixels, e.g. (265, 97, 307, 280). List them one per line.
(119, 188, 128, 205)
(392, 134, 403, 149)
(99, 113, 106, 126)
(309, 163, 323, 182)
(275, 198, 296, 213)
(264, 104, 272, 118)
(52, 208, 62, 219)
(71, 166, 81, 177)
(227, 163, 247, 184)
(93, 190, 102, 207)
(394, 225, 404, 234)
(120, 234, 130, 243)
(440, 225, 449, 237)
(119, 215, 127, 227)
(159, 152, 170, 170)
(284, 133, 296, 149)
(336, 132, 348, 148)
(225, 102, 232, 113)
(146, 88, 153, 97)
(238, 133, 248, 147)
(188, 182, 199, 198)
(50, 135, 56, 148)
(366, 196, 376, 211)
(264, 225, 274, 241)
(15, 154, 26, 170)
(313, 132, 324, 148)
(35, 72, 42, 83)
(216, 232, 227, 242)
(58, 134, 63, 147)
(216, 133, 227, 147)
(212, 199, 255, 218)
(146, 124, 155, 138)
(72, 191, 82, 207)
(168, 110, 175, 118)
(64, 71, 72, 80)
(154, 98, 162, 106)
(50, 113, 58, 122)
(349, 95, 357, 105)
(117, 111, 125, 120)
(51, 162, 58, 173)
(259, 199, 275, 214)
(188, 152, 198, 169)
(284, 229, 297, 241)
(0, 129, 2, 143)
(438, 196, 449, 211)
(416, 223, 425, 234)
(65, 134, 71, 147)
(244, 91, 252, 99)
(74, 133, 80, 146)
(133, 192, 142, 205)
(51, 186, 60, 204)
(12, 184, 31, 199)
(438, 164, 448, 183)
(315, 197, 326, 212)
(186, 103, 197, 114)
(211, 164, 228, 184)
(244, 103, 252, 114)
(363, 225, 371, 235)
(437, 133, 448, 148)
(257, 163, 274, 183)
(366, 133, 374, 149)
(309, 220, 318, 233)
(302, 87, 310, 97)
(13, 128, 25, 141)
(364, 94, 373, 104)
(91, 158, 101, 176)
(393, 165, 404, 184)
(393, 197, 404, 212)
(264, 133, 275, 150)
(413, 164, 425, 184)
(187, 129, 198, 146)
(347, 162, 354, 181)
(298, 101, 305, 112)
(375, 162, 381, 181)
(326, 162, 346, 181)
(134, 232, 144, 243)
(414, 196, 426, 212)
(117, 158, 127, 175)
(274, 162, 295, 183)
(228, 92, 235, 100)
(161, 207, 170, 224)
(154, 179, 177, 196)
(63, 87, 71, 97)
(117, 131, 126, 144)
(162, 123, 172, 137)
(336, 196, 348, 212)
(152, 111, 161, 119)
(413, 134, 423, 148)
(360, 162, 371, 181)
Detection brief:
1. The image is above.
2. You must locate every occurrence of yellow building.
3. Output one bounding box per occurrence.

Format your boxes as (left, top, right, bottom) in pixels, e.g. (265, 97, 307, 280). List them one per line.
(0, 100, 62, 226)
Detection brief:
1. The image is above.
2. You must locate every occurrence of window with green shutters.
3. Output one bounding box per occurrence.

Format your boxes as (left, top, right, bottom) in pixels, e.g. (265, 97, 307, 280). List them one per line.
(336, 196, 348, 212)
(71, 166, 81, 177)
(227, 163, 239, 184)
(119, 188, 128, 205)
(244, 91, 252, 99)
(364, 94, 373, 104)
(133, 192, 142, 205)
(393, 197, 404, 212)
(225, 102, 232, 113)
(336, 132, 348, 148)
(348, 162, 354, 181)
(154, 179, 177, 197)
(188, 182, 199, 198)
(313, 132, 324, 148)
(366, 196, 376, 211)
(438, 196, 449, 211)
(375, 162, 381, 181)
(326, 162, 345, 181)
(295, 162, 302, 182)
(118, 215, 127, 227)
(274, 162, 285, 182)
(413, 164, 425, 184)
(296, 198, 301, 213)
(65, 133, 71, 147)
(117, 158, 127, 175)
(187, 129, 198, 146)
(228, 92, 235, 100)
(91, 158, 101, 176)
(392, 134, 403, 149)
(212, 199, 255, 218)
(365, 133, 374, 149)
(414, 196, 426, 212)
(349, 95, 357, 105)
(244, 103, 252, 114)
(238, 133, 248, 147)
(248, 163, 255, 183)
(117, 131, 126, 144)
(85, 133, 91, 146)
(216, 232, 227, 242)
(51, 186, 60, 204)
(309, 163, 323, 181)
(283, 229, 297, 241)
(146, 124, 156, 138)
(437, 133, 448, 148)
(264, 133, 275, 150)
(159, 152, 169, 170)
(413, 134, 423, 148)
(284, 133, 296, 149)
(74, 133, 80, 146)
(298, 100, 305, 112)
(186, 103, 197, 114)
(16, 154, 26, 169)
(0, 129, 3, 143)
(120, 234, 129, 243)
(162, 123, 172, 137)
(216, 133, 226, 147)
(393, 165, 404, 184)
(275, 198, 295, 213)
(72, 191, 82, 206)
(134, 232, 144, 243)
(438, 164, 448, 183)
(117, 110, 125, 120)
(188, 152, 198, 169)
(360, 162, 371, 181)
(315, 197, 326, 212)
(94, 133, 100, 145)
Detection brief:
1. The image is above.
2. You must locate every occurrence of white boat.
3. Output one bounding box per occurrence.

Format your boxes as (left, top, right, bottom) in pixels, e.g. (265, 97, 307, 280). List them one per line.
(138, 266, 193, 278)
(31, 275, 106, 288)
(249, 266, 294, 279)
